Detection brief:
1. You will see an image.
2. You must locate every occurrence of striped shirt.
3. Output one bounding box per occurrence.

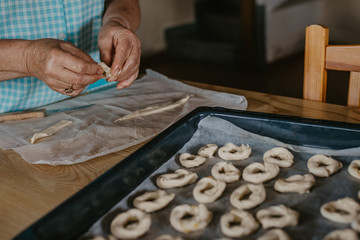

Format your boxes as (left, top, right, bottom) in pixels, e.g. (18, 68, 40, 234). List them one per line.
(0, 0, 110, 113)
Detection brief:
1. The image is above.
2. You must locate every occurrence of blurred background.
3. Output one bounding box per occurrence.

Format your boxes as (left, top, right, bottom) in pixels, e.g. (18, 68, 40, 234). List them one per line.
(136, 0, 360, 105)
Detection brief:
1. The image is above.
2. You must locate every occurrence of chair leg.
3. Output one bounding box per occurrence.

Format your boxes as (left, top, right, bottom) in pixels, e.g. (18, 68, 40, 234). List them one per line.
(348, 72, 360, 107)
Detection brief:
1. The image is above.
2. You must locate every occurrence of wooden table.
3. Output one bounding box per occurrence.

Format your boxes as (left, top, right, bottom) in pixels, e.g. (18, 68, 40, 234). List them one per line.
(1, 81, 359, 240)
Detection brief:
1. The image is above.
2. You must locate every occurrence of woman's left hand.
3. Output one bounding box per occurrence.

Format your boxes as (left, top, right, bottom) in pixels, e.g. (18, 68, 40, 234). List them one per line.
(98, 21, 141, 89)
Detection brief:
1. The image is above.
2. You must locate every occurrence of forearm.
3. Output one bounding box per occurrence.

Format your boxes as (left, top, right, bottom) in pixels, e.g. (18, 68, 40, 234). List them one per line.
(103, 0, 141, 31)
(0, 39, 30, 81)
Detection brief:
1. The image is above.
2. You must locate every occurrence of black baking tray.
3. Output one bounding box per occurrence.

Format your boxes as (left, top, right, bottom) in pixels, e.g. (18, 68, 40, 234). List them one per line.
(14, 107, 360, 240)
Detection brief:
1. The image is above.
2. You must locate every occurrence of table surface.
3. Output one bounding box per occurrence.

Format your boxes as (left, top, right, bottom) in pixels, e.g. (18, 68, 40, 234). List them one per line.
(1, 81, 360, 240)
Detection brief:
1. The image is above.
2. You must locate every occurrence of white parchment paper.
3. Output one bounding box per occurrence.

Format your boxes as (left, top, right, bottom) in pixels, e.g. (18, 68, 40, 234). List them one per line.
(0, 70, 247, 165)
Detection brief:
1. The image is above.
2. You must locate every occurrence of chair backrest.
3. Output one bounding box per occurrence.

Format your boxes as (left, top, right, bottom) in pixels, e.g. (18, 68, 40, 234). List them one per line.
(303, 24, 360, 107)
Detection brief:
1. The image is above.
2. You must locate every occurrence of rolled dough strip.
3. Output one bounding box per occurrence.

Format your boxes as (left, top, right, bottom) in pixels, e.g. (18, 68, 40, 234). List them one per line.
(114, 95, 190, 123)
(98, 62, 112, 79)
(30, 119, 73, 144)
(0, 109, 45, 122)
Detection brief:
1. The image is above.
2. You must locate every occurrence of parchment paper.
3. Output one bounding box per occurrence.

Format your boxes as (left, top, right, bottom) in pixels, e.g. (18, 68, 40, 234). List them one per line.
(0, 70, 247, 165)
(83, 116, 360, 240)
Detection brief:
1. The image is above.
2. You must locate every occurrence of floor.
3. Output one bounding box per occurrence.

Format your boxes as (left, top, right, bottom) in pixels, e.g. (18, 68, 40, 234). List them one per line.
(140, 52, 349, 106)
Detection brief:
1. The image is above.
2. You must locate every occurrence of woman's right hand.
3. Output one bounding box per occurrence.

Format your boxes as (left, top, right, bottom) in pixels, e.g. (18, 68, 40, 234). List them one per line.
(24, 38, 104, 96)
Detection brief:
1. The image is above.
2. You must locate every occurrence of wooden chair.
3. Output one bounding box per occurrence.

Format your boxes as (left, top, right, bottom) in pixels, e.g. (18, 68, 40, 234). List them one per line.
(303, 24, 360, 107)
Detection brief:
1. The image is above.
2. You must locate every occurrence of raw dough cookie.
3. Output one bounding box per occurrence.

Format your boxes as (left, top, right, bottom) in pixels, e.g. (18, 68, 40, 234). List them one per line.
(351, 214, 360, 232)
(256, 204, 299, 229)
(110, 208, 151, 239)
(230, 183, 266, 210)
(242, 162, 280, 184)
(220, 209, 259, 238)
(257, 229, 291, 240)
(98, 62, 112, 79)
(348, 160, 360, 180)
(211, 162, 241, 183)
(133, 190, 175, 213)
(193, 177, 226, 203)
(179, 153, 207, 168)
(323, 228, 358, 240)
(154, 234, 184, 240)
(320, 197, 360, 223)
(197, 144, 218, 158)
(274, 173, 315, 194)
(218, 143, 252, 161)
(263, 147, 294, 168)
(156, 169, 198, 189)
(307, 154, 343, 177)
(30, 119, 73, 144)
(170, 204, 212, 234)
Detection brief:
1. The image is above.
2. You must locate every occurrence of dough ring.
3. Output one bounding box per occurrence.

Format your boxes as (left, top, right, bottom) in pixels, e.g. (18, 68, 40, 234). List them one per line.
(154, 234, 184, 240)
(307, 154, 343, 177)
(351, 214, 360, 232)
(218, 143, 252, 161)
(256, 204, 299, 229)
(220, 209, 259, 238)
(156, 169, 198, 189)
(323, 228, 359, 240)
(274, 173, 315, 194)
(179, 153, 207, 168)
(193, 177, 226, 203)
(320, 197, 360, 223)
(230, 183, 266, 210)
(211, 161, 241, 183)
(197, 144, 218, 158)
(110, 208, 151, 239)
(242, 162, 280, 184)
(348, 160, 360, 180)
(170, 203, 212, 234)
(263, 147, 294, 168)
(133, 190, 175, 213)
(257, 229, 291, 240)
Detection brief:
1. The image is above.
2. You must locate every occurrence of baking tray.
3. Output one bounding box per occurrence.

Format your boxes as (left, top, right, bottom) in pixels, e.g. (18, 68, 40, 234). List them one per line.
(14, 107, 360, 240)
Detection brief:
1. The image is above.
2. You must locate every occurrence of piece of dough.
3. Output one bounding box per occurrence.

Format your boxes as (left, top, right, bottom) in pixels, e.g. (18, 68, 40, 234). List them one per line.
(323, 228, 359, 240)
(179, 153, 207, 168)
(351, 214, 360, 232)
(110, 208, 151, 239)
(193, 177, 226, 203)
(348, 160, 360, 180)
(133, 190, 175, 213)
(320, 197, 360, 223)
(274, 173, 315, 194)
(220, 209, 259, 238)
(114, 95, 190, 123)
(211, 161, 241, 183)
(98, 62, 112, 79)
(156, 169, 198, 189)
(230, 183, 266, 210)
(218, 143, 252, 161)
(307, 154, 342, 177)
(256, 204, 299, 229)
(30, 119, 73, 144)
(257, 229, 291, 240)
(263, 147, 294, 168)
(170, 204, 212, 234)
(242, 162, 280, 184)
(197, 144, 218, 158)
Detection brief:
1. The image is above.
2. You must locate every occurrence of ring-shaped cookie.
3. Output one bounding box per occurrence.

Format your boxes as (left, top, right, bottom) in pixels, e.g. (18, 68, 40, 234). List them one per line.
(179, 153, 207, 168)
(154, 234, 184, 240)
(156, 169, 198, 189)
(220, 209, 259, 238)
(256, 204, 299, 229)
(348, 160, 360, 180)
(257, 229, 291, 240)
(320, 197, 360, 223)
(230, 183, 266, 210)
(110, 208, 151, 239)
(307, 154, 343, 177)
(193, 177, 226, 203)
(242, 162, 280, 184)
(218, 143, 251, 161)
(133, 190, 175, 213)
(323, 228, 359, 240)
(263, 147, 294, 168)
(274, 173, 315, 194)
(197, 144, 218, 158)
(211, 162, 241, 183)
(170, 204, 212, 234)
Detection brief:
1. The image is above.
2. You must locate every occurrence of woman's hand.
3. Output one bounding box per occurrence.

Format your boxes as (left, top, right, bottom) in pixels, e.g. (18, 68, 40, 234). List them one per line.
(98, 20, 141, 89)
(24, 38, 104, 96)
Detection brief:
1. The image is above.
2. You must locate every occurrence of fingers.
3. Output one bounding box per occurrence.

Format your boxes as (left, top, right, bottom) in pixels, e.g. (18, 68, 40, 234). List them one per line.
(61, 51, 103, 77)
(116, 69, 139, 89)
(45, 76, 87, 96)
(60, 42, 95, 63)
